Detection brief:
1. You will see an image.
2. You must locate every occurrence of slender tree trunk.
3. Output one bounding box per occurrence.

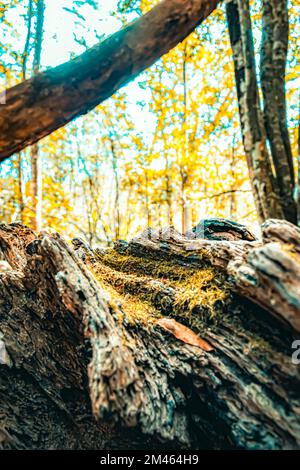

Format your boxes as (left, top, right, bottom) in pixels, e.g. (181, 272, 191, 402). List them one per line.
(297, 94, 300, 225)
(164, 153, 173, 226)
(17, 0, 34, 226)
(82, 181, 94, 245)
(230, 132, 237, 219)
(32, 0, 44, 76)
(17, 153, 25, 224)
(110, 140, 120, 240)
(125, 182, 134, 237)
(180, 174, 189, 234)
(0, 0, 220, 161)
(144, 171, 152, 228)
(22, 0, 34, 81)
(181, 42, 189, 234)
(226, 0, 283, 223)
(30, 148, 42, 230)
(30, 0, 45, 232)
(260, 0, 296, 224)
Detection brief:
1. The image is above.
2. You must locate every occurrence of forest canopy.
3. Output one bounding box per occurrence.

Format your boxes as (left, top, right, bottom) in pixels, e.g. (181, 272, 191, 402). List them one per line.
(0, 0, 299, 244)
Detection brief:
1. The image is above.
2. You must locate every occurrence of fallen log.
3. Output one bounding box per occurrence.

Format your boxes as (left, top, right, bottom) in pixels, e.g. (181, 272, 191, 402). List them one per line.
(0, 219, 299, 450)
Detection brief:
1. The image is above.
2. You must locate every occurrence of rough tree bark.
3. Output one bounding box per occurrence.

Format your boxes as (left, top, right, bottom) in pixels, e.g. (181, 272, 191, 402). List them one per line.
(30, 0, 45, 232)
(260, 0, 296, 224)
(226, 0, 282, 222)
(0, 0, 220, 161)
(227, 0, 296, 224)
(0, 219, 299, 450)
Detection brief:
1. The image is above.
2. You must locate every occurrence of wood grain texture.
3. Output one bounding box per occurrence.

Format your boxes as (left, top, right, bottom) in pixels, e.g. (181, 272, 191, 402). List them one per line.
(0, 219, 299, 449)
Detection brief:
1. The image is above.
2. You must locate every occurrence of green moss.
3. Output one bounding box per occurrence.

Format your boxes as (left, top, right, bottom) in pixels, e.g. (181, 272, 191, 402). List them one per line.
(86, 247, 232, 329)
(172, 270, 230, 319)
(97, 278, 160, 326)
(95, 248, 209, 281)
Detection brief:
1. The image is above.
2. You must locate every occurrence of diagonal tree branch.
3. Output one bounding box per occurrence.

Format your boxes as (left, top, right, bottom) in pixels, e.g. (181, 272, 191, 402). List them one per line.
(0, 0, 220, 161)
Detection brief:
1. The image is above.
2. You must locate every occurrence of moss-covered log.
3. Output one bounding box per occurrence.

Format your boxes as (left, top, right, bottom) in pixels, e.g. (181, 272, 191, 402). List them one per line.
(0, 219, 300, 450)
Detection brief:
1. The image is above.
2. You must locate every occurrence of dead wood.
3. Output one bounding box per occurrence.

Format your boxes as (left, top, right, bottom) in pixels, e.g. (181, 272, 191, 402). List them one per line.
(0, 219, 299, 450)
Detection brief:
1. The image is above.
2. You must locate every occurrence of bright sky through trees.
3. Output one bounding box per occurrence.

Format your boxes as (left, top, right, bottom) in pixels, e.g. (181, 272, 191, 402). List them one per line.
(0, 0, 299, 242)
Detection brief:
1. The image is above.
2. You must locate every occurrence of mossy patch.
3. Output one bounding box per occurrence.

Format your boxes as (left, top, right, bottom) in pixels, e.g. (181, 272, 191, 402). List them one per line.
(87, 247, 232, 329)
(94, 248, 209, 281)
(92, 273, 160, 327)
(172, 270, 230, 318)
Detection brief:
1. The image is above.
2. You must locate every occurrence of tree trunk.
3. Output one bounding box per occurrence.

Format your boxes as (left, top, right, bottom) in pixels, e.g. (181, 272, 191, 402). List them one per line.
(165, 162, 173, 227)
(229, 133, 237, 219)
(30, 146, 42, 230)
(260, 0, 296, 224)
(297, 97, 300, 225)
(21, 0, 34, 81)
(110, 140, 121, 240)
(180, 172, 189, 234)
(0, 0, 220, 161)
(30, 0, 45, 232)
(16, 0, 34, 228)
(180, 43, 189, 234)
(226, 0, 282, 223)
(17, 153, 25, 224)
(1, 218, 299, 450)
(144, 171, 152, 228)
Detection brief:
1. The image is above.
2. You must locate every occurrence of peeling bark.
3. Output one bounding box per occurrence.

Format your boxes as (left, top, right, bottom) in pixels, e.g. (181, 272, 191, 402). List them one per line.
(0, 220, 300, 449)
(226, 0, 296, 224)
(226, 0, 281, 222)
(260, 0, 296, 224)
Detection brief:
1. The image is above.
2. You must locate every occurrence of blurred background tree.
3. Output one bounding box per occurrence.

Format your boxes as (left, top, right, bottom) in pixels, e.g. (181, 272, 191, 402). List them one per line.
(0, 0, 299, 243)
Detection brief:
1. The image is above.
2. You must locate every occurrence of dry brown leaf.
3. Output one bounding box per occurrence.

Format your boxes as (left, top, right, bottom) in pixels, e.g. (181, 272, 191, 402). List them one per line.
(156, 318, 214, 352)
